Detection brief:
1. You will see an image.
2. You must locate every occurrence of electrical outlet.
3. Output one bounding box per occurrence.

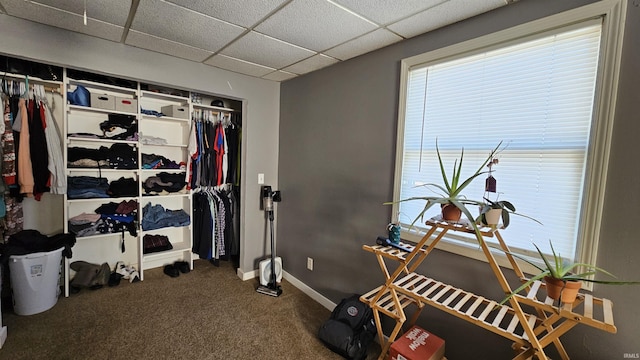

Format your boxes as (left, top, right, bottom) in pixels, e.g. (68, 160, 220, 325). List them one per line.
(307, 257, 313, 271)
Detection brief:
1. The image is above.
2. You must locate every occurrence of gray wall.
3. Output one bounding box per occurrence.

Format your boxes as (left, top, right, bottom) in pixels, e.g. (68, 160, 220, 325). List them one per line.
(279, 0, 640, 359)
(0, 14, 281, 275)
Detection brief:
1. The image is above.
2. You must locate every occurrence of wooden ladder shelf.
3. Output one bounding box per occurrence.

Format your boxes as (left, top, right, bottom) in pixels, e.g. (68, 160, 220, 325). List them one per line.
(361, 220, 616, 360)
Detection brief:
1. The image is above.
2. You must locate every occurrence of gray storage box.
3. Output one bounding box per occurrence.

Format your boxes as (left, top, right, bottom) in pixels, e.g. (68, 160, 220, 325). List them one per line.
(90, 93, 115, 111)
(161, 105, 189, 119)
(115, 97, 138, 113)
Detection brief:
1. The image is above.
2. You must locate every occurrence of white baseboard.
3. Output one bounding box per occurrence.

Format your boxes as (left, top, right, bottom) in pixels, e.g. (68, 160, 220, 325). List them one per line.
(0, 325, 7, 349)
(282, 271, 336, 311)
(237, 267, 258, 281)
(238, 267, 336, 311)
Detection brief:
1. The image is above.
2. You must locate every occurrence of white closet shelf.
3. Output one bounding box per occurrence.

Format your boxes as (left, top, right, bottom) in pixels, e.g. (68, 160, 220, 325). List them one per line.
(139, 142, 188, 148)
(67, 196, 139, 204)
(141, 168, 185, 173)
(142, 242, 192, 261)
(66, 168, 138, 174)
(67, 78, 138, 95)
(140, 90, 188, 102)
(73, 232, 134, 241)
(140, 114, 190, 122)
(67, 137, 138, 145)
(193, 103, 234, 112)
(67, 104, 138, 116)
(141, 193, 190, 199)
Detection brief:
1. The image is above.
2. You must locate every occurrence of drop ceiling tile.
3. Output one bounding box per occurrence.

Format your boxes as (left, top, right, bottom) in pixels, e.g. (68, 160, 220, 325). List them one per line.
(221, 31, 315, 70)
(388, 0, 507, 38)
(165, 0, 288, 28)
(204, 54, 275, 78)
(126, 30, 213, 62)
(325, 28, 403, 61)
(283, 54, 338, 75)
(262, 70, 298, 82)
(23, 0, 131, 25)
(333, 0, 448, 25)
(254, 0, 377, 52)
(131, 0, 245, 52)
(2, 0, 123, 42)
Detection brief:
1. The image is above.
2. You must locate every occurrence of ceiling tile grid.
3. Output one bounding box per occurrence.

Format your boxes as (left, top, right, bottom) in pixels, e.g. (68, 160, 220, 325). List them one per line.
(254, 0, 378, 52)
(125, 30, 214, 63)
(165, 0, 288, 28)
(0, 0, 511, 82)
(1, 0, 126, 42)
(204, 54, 276, 78)
(221, 31, 316, 70)
(131, 0, 245, 53)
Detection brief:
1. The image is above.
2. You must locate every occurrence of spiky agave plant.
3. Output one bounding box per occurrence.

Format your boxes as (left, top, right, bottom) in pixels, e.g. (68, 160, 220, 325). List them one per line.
(389, 140, 504, 232)
(499, 240, 640, 305)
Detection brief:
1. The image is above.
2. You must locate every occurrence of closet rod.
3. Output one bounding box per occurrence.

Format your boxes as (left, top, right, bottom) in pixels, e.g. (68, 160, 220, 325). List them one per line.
(1, 71, 63, 88)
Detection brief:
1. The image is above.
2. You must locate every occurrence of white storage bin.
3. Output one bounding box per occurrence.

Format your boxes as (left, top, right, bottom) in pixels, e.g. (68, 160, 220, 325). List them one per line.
(9, 247, 63, 316)
(161, 105, 189, 119)
(90, 93, 115, 111)
(115, 97, 138, 113)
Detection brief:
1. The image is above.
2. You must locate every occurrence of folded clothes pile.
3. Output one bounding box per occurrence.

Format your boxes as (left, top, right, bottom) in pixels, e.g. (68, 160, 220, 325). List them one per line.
(143, 172, 187, 195)
(141, 202, 190, 231)
(67, 176, 109, 199)
(142, 234, 173, 254)
(68, 199, 138, 238)
(68, 143, 138, 169)
(67, 176, 137, 199)
(99, 114, 137, 140)
(142, 153, 185, 170)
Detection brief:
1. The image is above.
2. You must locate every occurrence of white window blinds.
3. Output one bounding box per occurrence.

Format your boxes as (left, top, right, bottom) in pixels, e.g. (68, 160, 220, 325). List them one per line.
(398, 21, 602, 259)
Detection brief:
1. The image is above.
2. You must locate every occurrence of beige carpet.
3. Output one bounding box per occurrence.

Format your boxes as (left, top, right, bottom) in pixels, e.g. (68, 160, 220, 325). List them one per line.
(0, 259, 380, 360)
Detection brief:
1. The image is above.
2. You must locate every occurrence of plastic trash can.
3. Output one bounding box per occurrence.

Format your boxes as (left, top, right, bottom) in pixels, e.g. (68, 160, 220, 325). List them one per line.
(9, 247, 63, 316)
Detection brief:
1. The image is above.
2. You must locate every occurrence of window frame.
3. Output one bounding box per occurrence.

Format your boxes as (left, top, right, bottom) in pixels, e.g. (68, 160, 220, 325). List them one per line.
(391, 0, 626, 285)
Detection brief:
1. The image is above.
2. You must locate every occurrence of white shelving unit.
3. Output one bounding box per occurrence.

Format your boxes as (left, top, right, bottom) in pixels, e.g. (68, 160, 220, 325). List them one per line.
(63, 76, 140, 297)
(138, 89, 193, 279)
(63, 75, 195, 294)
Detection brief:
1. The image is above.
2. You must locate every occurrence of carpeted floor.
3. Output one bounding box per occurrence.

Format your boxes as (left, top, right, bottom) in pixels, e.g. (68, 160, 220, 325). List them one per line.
(0, 259, 380, 360)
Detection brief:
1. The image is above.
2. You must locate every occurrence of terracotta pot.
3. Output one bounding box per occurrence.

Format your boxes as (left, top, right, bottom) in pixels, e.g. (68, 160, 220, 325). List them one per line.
(441, 203, 462, 222)
(544, 276, 581, 304)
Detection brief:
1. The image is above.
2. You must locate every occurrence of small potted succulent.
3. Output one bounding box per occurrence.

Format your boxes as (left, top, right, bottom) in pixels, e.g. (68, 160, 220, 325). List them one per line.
(477, 198, 516, 229)
(500, 240, 640, 305)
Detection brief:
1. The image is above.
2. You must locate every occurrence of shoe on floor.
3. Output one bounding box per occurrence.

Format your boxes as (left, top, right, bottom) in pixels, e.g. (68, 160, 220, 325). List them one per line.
(90, 263, 111, 287)
(108, 272, 123, 287)
(175, 261, 190, 273)
(115, 261, 129, 279)
(163, 264, 179, 278)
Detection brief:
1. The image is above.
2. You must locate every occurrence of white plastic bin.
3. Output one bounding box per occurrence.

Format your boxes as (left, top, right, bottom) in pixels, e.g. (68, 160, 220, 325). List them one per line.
(9, 247, 63, 316)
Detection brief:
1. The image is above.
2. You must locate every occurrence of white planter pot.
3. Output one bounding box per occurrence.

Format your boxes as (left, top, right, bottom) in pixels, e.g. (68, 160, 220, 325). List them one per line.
(484, 208, 503, 226)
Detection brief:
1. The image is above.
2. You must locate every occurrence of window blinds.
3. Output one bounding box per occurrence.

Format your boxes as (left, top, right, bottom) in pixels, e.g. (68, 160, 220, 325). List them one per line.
(399, 22, 602, 259)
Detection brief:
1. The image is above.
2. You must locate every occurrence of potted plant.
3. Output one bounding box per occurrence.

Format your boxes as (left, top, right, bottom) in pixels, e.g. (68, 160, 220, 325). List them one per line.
(391, 140, 504, 228)
(500, 240, 640, 305)
(477, 198, 516, 229)
(476, 197, 541, 229)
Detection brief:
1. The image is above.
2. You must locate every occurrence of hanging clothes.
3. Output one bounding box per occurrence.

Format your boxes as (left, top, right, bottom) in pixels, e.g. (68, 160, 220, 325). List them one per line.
(192, 188, 236, 264)
(28, 97, 50, 200)
(15, 97, 34, 196)
(42, 96, 66, 194)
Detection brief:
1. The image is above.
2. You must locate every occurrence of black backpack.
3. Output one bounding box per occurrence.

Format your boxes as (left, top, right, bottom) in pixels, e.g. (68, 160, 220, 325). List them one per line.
(318, 294, 377, 360)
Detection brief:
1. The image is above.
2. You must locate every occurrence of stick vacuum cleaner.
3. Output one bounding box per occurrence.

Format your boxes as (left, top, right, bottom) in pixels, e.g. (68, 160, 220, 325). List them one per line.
(257, 185, 283, 297)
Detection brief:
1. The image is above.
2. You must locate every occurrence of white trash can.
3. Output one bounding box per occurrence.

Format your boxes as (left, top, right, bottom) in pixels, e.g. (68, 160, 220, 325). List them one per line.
(9, 247, 63, 316)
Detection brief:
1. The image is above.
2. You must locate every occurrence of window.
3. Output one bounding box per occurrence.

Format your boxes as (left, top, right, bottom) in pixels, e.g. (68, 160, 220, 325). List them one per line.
(392, 1, 625, 273)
